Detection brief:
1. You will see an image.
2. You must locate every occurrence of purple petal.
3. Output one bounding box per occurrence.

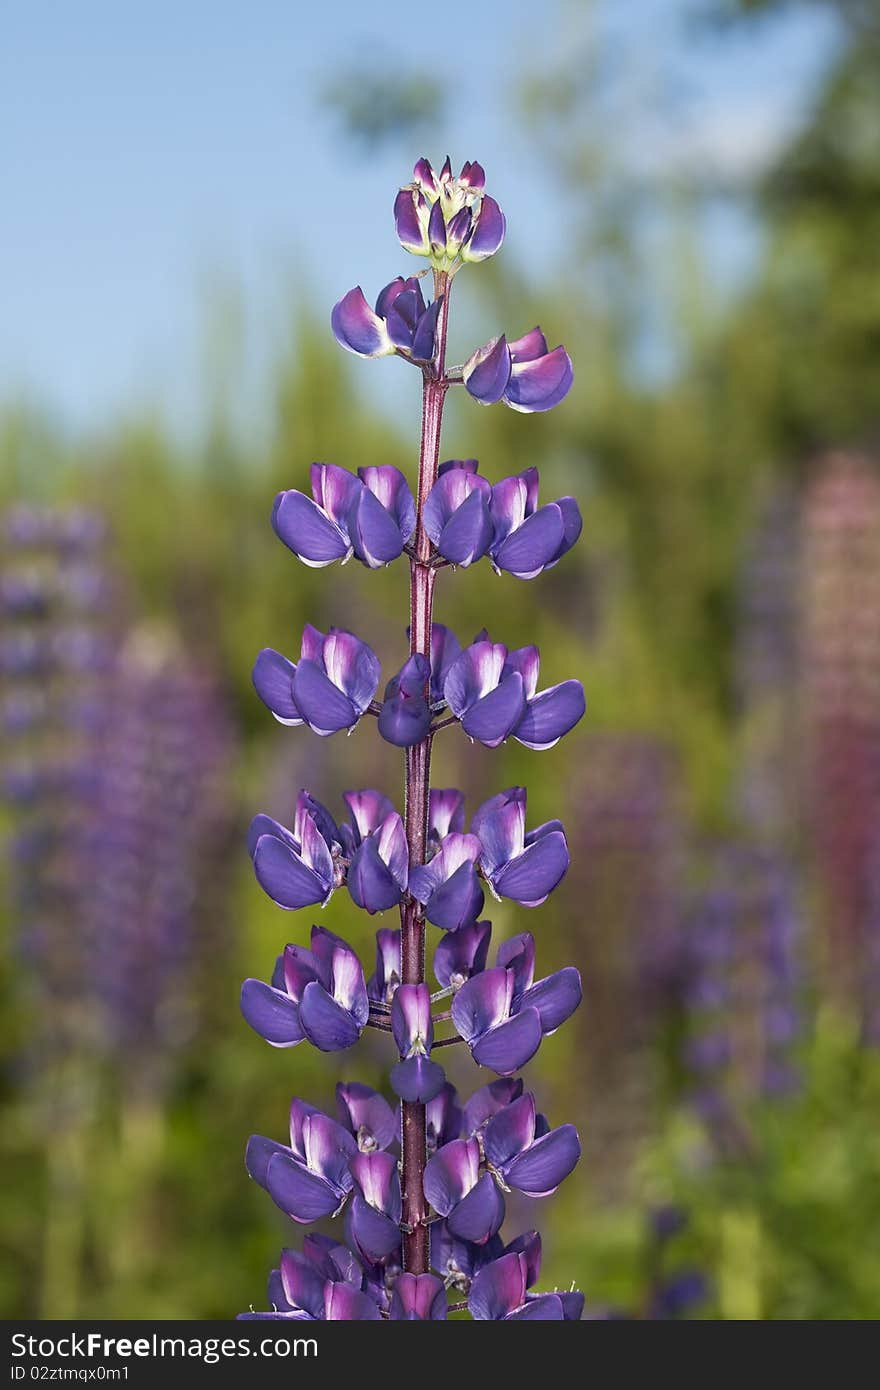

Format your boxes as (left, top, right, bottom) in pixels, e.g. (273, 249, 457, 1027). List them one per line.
(429, 788, 466, 841)
(468, 1253, 527, 1320)
(288, 1098, 320, 1157)
(560, 1291, 585, 1320)
(423, 466, 491, 546)
(429, 625, 462, 702)
(554, 496, 583, 562)
(426, 1084, 464, 1152)
(292, 660, 359, 735)
(324, 1282, 382, 1321)
(462, 1078, 524, 1137)
(504, 345, 573, 413)
(433, 920, 492, 989)
(336, 1082, 397, 1153)
(471, 1008, 543, 1075)
(245, 1134, 289, 1190)
(423, 1138, 480, 1213)
(329, 942, 369, 1024)
(394, 189, 428, 255)
(265, 1152, 339, 1224)
(459, 160, 485, 191)
(358, 465, 416, 541)
(493, 830, 570, 907)
(311, 463, 363, 526)
(472, 788, 526, 878)
(390, 1273, 448, 1321)
(279, 1250, 326, 1320)
(515, 680, 585, 750)
(444, 641, 508, 718)
(495, 932, 536, 1000)
(483, 1093, 536, 1169)
(322, 630, 381, 714)
(450, 967, 513, 1042)
(384, 286, 422, 350)
(297, 810, 335, 884)
(331, 286, 394, 358)
(252, 649, 301, 725)
(503, 1124, 581, 1197)
(347, 837, 405, 914)
(349, 487, 406, 568)
(252, 834, 328, 910)
(376, 812, 409, 891)
(462, 672, 528, 747)
(271, 490, 350, 566)
(428, 199, 446, 254)
(410, 297, 442, 363)
(302, 1113, 357, 1189)
(422, 861, 485, 932)
(493, 505, 566, 580)
(344, 788, 396, 841)
(508, 327, 549, 362)
(505, 644, 540, 698)
(367, 927, 401, 1003)
(521, 967, 582, 1035)
(447, 1173, 505, 1244)
(505, 1229, 542, 1288)
(347, 1194, 402, 1264)
(436, 488, 494, 567)
(294, 791, 339, 853)
(374, 276, 408, 319)
(391, 982, 433, 1055)
(378, 688, 431, 748)
(391, 1055, 446, 1103)
(349, 1150, 401, 1219)
(241, 978, 305, 1047)
(507, 1294, 564, 1320)
(464, 195, 506, 262)
(413, 157, 438, 194)
(446, 206, 472, 253)
(463, 335, 511, 405)
(299, 982, 362, 1051)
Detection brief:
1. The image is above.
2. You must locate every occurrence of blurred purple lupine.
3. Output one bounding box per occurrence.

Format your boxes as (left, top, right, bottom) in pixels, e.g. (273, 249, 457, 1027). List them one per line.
(240, 160, 583, 1319)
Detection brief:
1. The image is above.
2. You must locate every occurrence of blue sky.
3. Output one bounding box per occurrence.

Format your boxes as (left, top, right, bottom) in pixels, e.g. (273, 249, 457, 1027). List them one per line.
(0, 0, 839, 438)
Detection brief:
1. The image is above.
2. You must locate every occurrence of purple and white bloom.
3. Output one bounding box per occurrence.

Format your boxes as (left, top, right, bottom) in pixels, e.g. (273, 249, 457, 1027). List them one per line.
(462, 1078, 524, 1137)
(409, 832, 485, 932)
(431, 1221, 502, 1292)
(423, 1138, 505, 1245)
(332, 277, 443, 363)
(238, 1241, 378, 1321)
(451, 933, 581, 1075)
(390, 1272, 448, 1320)
(339, 790, 409, 914)
(425, 1082, 463, 1154)
(272, 463, 415, 570)
(241, 927, 368, 1052)
(246, 1100, 357, 1225)
(347, 1150, 403, 1263)
(433, 920, 492, 991)
(389, 983, 446, 1103)
(248, 792, 340, 912)
(336, 1082, 397, 1154)
(489, 467, 582, 579)
(463, 328, 573, 414)
(423, 460, 494, 568)
(468, 1245, 583, 1321)
(483, 1092, 581, 1197)
(394, 157, 505, 271)
(366, 927, 401, 1004)
(443, 635, 584, 750)
(253, 625, 380, 736)
(377, 653, 431, 748)
(428, 787, 466, 847)
(472, 787, 570, 907)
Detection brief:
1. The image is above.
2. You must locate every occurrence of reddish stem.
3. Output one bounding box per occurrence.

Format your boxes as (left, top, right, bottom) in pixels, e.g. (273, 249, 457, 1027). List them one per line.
(400, 269, 450, 1274)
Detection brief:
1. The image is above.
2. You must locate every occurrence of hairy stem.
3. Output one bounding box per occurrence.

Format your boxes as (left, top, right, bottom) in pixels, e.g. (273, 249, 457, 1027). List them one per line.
(400, 269, 450, 1274)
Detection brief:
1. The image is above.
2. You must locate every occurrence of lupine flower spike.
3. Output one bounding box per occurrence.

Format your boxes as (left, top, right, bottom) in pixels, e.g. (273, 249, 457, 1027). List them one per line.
(240, 159, 584, 1319)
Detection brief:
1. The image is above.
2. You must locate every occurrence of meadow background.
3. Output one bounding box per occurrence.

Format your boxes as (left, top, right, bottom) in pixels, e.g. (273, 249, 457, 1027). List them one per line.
(2, 0, 880, 1319)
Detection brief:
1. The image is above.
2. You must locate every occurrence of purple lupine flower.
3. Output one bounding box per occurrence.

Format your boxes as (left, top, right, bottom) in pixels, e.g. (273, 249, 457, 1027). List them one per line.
(489, 467, 582, 579)
(431, 1221, 502, 1292)
(462, 1077, 524, 1137)
(428, 786, 466, 847)
(347, 1150, 403, 1263)
(332, 277, 443, 363)
(428, 626, 462, 701)
(239, 1242, 382, 1321)
(409, 832, 485, 931)
(451, 932, 581, 1074)
(463, 328, 573, 414)
(272, 462, 415, 569)
(248, 792, 340, 911)
(252, 625, 380, 735)
(468, 1247, 583, 1321)
(389, 983, 446, 1102)
(482, 1092, 581, 1196)
(433, 920, 492, 991)
(339, 789, 408, 913)
(394, 156, 505, 271)
(336, 1082, 397, 1154)
(472, 786, 570, 907)
(377, 652, 431, 748)
(443, 634, 585, 749)
(389, 1272, 448, 1320)
(247, 1100, 357, 1224)
(366, 926, 401, 1003)
(423, 1138, 505, 1244)
(241, 927, 368, 1052)
(423, 460, 494, 568)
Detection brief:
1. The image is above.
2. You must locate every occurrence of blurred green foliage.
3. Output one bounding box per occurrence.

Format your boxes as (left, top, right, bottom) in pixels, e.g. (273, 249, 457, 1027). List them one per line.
(2, 2, 880, 1320)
